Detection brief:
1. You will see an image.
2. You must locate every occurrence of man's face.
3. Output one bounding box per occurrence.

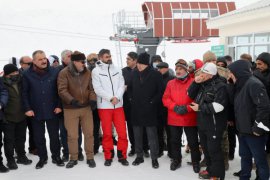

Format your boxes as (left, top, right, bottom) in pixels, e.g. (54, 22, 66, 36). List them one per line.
(73, 60, 86, 72)
(256, 60, 268, 72)
(175, 66, 186, 77)
(137, 63, 147, 72)
(33, 53, 47, 69)
(5, 71, 19, 78)
(63, 51, 72, 65)
(20, 56, 32, 70)
(199, 72, 213, 82)
(100, 53, 112, 64)
(126, 56, 137, 68)
(158, 68, 168, 75)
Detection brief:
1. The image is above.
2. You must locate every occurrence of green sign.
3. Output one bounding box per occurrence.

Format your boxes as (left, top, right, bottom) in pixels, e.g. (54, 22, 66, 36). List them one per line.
(211, 45, 225, 57)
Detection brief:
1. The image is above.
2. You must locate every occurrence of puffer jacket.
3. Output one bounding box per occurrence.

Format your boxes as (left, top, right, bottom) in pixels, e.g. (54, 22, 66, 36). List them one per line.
(162, 76, 197, 126)
(57, 63, 96, 109)
(92, 60, 125, 109)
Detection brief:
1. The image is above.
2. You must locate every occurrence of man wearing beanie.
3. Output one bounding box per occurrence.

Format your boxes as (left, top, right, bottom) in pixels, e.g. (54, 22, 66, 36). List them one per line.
(162, 59, 201, 173)
(2, 64, 32, 171)
(188, 63, 228, 180)
(128, 52, 162, 169)
(58, 51, 96, 168)
(22, 50, 64, 169)
(228, 60, 270, 180)
(92, 49, 129, 167)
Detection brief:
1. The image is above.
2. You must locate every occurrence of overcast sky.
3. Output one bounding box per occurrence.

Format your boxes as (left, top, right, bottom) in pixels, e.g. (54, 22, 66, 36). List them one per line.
(0, 0, 261, 68)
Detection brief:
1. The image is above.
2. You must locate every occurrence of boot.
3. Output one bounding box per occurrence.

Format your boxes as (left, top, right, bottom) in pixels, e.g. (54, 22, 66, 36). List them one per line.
(104, 159, 112, 166)
(17, 155, 32, 165)
(128, 149, 135, 157)
(87, 159, 96, 168)
(143, 150, 150, 158)
(170, 159, 181, 171)
(35, 158, 48, 169)
(132, 157, 144, 166)
(52, 157, 65, 167)
(66, 160, 77, 169)
(7, 159, 18, 170)
(0, 162, 9, 173)
(192, 162, 200, 173)
(118, 159, 129, 166)
(152, 159, 159, 169)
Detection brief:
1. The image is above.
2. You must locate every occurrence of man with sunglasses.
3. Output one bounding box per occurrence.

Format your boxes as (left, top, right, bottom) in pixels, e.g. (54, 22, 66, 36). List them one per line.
(19, 56, 32, 72)
(58, 51, 96, 169)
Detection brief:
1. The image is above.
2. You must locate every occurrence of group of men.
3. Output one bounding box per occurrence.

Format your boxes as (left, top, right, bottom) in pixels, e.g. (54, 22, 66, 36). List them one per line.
(0, 48, 269, 180)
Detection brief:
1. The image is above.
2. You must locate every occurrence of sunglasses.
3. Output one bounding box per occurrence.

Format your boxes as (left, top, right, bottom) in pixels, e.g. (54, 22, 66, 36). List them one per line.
(78, 60, 86, 64)
(23, 62, 32, 65)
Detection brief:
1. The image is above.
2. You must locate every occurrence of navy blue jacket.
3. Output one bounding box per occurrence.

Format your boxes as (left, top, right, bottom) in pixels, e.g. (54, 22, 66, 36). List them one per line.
(22, 65, 61, 120)
(0, 78, 9, 120)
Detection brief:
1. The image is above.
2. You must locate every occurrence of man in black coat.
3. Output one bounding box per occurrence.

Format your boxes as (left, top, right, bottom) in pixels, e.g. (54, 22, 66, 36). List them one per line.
(228, 60, 270, 180)
(22, 50, 64, 169)
(188, 63, 228, 180)
(128, 52, 163, 169)
(0, 78, 9, 173)
(156, 62, 174, 157)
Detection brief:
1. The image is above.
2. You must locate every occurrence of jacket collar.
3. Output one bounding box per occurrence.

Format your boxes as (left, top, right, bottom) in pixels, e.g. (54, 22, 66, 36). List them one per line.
(96, 60, 114, 70)
(68, 62, 87, 76)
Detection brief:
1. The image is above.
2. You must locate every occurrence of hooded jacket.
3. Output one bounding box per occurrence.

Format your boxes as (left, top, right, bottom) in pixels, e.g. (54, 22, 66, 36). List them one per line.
(57, 63, 96, 109)
(228, 60, 270, 135)
(92, 60, 125, 109)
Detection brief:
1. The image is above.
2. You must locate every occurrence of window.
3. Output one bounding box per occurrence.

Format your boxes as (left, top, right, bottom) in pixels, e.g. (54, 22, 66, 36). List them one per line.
(172, 9, 218, 19)
(255, 33, 269, 43)
(237, 35, 252, 44)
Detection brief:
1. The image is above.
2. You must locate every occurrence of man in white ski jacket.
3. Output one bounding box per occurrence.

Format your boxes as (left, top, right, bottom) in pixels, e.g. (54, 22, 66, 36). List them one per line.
(92, 49, 128, 167)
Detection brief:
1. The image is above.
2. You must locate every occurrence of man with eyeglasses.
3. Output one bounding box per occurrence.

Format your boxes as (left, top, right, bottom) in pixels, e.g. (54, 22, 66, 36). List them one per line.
(92, 49, 128, 167)
(19, 56, 32, 72)
(58, 51, 96, 169)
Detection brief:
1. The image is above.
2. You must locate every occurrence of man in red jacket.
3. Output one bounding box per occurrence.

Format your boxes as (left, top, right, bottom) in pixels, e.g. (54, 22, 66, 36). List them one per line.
(163, 59, 201, 173)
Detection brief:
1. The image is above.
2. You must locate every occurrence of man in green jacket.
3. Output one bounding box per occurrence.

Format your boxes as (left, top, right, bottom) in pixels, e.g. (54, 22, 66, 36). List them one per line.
(2, 64, 32, 170)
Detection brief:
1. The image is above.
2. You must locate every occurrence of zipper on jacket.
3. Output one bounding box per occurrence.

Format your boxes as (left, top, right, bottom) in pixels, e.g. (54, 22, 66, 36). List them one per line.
(212, 114, 217, 139)
(78, 76, 84, 104)
(108, 65, 115, 109)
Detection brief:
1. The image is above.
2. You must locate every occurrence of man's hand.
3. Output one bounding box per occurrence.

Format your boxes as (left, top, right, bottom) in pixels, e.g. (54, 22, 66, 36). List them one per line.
(25, 110, 35, 117)
(110, 97, 119, 105)
(190, 102, 199, 111)
(54, 108, 62, 114)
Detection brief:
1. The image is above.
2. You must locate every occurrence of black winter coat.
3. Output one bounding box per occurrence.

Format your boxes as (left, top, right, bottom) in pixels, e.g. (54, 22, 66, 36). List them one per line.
(188, 76, 228, 136)
(234, 76, 270, 135)
(0, 78, 8, 120)
(22, 65, 61, 120)
(128, 66, 163, 126)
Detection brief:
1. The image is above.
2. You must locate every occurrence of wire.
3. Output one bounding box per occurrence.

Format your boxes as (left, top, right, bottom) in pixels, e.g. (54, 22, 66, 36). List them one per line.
(0, 27, 110, 41)
(0, 23, 109, 38)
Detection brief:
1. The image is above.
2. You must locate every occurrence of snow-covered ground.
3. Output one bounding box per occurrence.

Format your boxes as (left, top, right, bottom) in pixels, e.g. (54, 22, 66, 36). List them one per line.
(1, 133, 257, 180)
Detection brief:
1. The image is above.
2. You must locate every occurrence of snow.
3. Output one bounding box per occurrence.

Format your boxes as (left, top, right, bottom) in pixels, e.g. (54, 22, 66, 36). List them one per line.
(1, 133, 257, 180)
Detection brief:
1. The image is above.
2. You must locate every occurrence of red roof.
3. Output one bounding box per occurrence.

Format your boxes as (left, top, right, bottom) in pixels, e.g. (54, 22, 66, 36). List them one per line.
(142, 2, 236, 39)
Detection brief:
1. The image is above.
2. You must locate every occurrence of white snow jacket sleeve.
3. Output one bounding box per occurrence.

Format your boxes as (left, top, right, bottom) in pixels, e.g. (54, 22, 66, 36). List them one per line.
(115, 70, 125, 101)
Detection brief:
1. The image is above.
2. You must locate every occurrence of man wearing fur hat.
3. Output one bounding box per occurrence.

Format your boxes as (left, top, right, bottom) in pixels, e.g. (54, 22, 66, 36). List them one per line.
(92, 49, 129, 167)
(188, 63, 228, 180)
(58, 51, 96, 168)
(128, 52, 163, 169)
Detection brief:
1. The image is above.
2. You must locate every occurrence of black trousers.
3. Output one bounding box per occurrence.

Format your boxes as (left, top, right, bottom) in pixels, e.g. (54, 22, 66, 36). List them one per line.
(227, 125, 237, 155)
(31, 118, 61, 159)
(169, 126, 201, 162)
(3, 120, 27, 161)
(133, 126, 159, 160)
(199, 129, 225, 179)
(158, 124, 171, 154)
(26, 116, 36, 151)
(92, 109, 100, 152)
(0, 121, 4, 163)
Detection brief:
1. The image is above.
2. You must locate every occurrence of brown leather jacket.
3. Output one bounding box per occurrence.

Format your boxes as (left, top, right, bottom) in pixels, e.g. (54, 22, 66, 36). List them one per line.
(57, 63, 96, 109)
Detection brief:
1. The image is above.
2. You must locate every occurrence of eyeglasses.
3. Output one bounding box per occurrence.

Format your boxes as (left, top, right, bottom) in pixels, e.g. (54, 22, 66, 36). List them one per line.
(23, 62, 32, 65)
(79, 60, 86, 64)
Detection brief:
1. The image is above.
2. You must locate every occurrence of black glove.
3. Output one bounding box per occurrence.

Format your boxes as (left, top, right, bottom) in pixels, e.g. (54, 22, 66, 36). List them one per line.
(70, 99, 81, 108)
(89, 100, 97, 110)
(174, 105, 188, 115)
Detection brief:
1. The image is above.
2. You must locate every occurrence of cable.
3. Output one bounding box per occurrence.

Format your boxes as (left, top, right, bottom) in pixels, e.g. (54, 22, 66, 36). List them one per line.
(0, 27, 110, 41)
(0, 23, 108, 38)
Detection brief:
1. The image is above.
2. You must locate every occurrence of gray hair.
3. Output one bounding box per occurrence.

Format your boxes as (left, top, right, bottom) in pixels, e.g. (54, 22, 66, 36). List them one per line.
(61, 50, 72, 61)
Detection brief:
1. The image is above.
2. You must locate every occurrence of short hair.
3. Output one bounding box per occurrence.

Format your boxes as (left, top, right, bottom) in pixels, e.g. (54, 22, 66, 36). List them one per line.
(127, 52, 138, 60)
(240, 53, 252, 62)
(98, 49, 110, 57)
(151, 55, 162, 63)
(32, 50, 45, 59)
(203, 51, 217, 63)
(61, 50, 72, 61)
(224, 55, 232, 62)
